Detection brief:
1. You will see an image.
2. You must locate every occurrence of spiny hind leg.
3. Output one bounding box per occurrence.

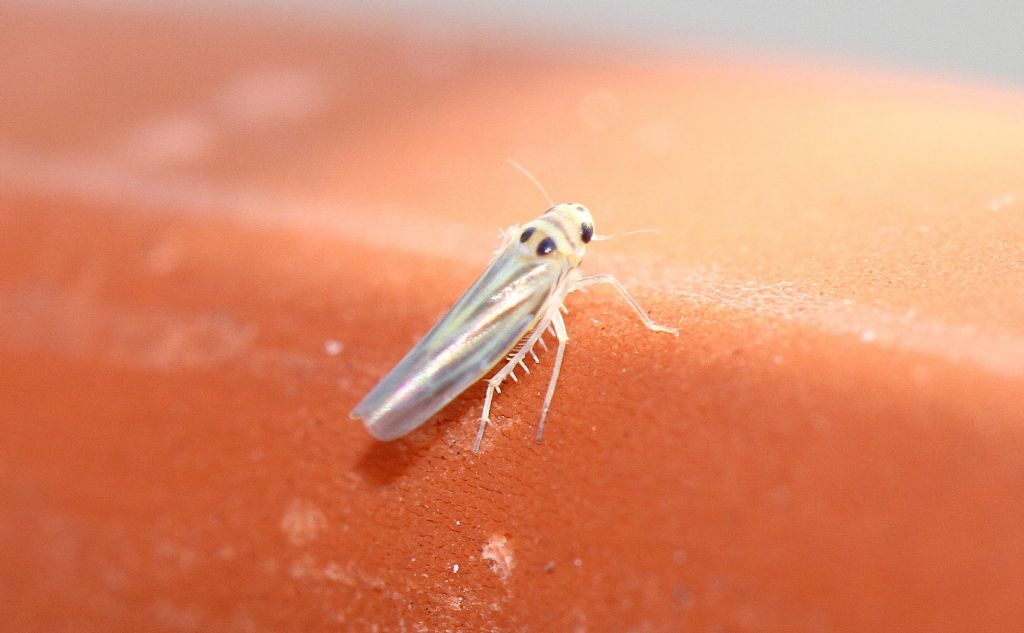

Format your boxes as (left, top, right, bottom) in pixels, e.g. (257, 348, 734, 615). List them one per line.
(570, 274, 679, 335)
(473, 315, 555, 453)
(473, 378, 502, 453)
(535, 310, 568, 443)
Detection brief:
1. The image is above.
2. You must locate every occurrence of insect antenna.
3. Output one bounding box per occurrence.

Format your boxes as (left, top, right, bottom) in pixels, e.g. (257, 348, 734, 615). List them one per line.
(507, 158, 554, 208)
(591, 228, 661, 242)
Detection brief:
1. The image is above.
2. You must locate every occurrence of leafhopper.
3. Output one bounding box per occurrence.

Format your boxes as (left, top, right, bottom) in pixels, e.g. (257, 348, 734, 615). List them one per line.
(350, 201, 678, 452)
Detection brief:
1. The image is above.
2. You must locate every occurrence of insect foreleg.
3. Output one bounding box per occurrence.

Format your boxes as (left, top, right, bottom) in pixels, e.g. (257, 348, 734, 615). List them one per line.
(570, 274, 679, 335)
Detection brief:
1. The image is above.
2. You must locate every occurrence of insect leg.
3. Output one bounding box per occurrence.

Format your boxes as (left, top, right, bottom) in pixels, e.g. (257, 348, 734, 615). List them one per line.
(475, 380, 500, 453)
(535, 310, 568, 443)
(473, 312, 558, 453)
(570, 274, 679, 335)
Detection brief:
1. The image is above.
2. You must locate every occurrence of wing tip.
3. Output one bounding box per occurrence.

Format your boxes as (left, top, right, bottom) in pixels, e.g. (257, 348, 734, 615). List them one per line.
(351, 407, 409, 442)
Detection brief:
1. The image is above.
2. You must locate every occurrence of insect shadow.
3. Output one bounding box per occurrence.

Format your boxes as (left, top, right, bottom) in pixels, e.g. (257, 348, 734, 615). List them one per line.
(354, 382, 489, 485)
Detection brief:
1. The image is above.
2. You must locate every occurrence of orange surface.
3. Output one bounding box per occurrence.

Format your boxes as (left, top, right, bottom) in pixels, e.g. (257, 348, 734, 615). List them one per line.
(2, 5, 1024, 632)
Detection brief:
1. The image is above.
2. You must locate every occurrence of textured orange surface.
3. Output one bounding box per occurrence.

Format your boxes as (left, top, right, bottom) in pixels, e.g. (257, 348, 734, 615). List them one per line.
(2, 5, 1024, 632)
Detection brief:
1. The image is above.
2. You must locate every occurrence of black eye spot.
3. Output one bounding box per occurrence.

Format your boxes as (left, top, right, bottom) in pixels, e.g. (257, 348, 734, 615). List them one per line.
(536, 236, 556, 256)
(581, 223, 594, 243)
(520, 227, 535, 243)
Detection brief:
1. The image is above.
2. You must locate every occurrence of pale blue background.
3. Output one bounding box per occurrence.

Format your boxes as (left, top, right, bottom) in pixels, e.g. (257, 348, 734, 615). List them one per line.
(66, 1, 1024, 85)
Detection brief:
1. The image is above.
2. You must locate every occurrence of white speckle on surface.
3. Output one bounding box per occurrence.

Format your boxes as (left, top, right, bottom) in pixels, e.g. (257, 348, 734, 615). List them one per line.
(280, 499, 328, 546)
(987, 192, 1017, 211)
(452, 563, 460, 573)
(573, 558, 583, 568)
(455, 520, 461, 526)
(860, 329, 877, 343)
(482, 535, 515, 581)
(324, 339, 343, 356)
(323, 562, 353, 584)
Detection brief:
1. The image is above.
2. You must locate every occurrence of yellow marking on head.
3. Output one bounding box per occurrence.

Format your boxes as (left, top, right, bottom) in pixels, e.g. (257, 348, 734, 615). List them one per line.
(516, 203, 595, 267)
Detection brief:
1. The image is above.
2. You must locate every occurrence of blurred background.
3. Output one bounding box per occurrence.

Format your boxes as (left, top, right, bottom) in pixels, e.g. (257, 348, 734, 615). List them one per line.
(4, 2, 1024, 632)
(76, 0, 1024, 84)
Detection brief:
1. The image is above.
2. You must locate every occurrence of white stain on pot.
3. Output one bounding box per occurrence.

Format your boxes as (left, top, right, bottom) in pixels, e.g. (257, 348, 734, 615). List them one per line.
(280, 498, 327, 546)
(482, 534, 514, 581)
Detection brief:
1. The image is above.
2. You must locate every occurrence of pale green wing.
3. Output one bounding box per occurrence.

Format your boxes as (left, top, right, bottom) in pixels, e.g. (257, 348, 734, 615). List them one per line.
(351, 244, 565, 440)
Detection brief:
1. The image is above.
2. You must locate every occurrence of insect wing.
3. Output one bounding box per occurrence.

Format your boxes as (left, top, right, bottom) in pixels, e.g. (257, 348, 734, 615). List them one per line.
(351, 245, 564, 441)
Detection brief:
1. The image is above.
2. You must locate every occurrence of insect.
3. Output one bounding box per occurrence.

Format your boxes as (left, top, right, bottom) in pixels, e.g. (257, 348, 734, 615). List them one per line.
(350, 180, 678, 452)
